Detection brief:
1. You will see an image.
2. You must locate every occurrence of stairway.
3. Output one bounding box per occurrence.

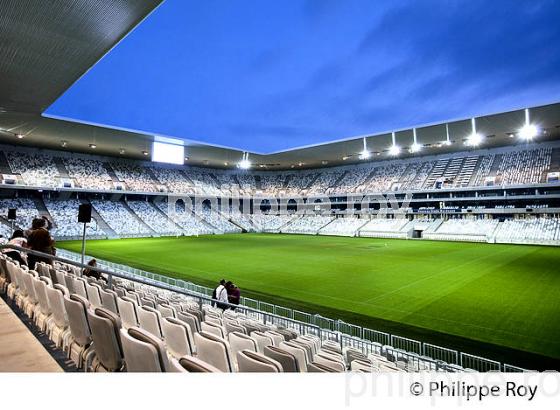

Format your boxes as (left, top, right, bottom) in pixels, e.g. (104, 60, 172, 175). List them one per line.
(149, 201, 185, 232)
(121, 201, 157, 235)
(103, 163, 121, 182)
(254, 175, 262, 190)
(32, 197, 56, 227)
(83, 200, 118, 238)
(53, 158, 70, 178)
(0, 152, 12, 174)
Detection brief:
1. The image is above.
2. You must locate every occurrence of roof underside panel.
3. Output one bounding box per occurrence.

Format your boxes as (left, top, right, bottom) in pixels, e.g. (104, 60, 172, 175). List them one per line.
(0, 0, 162, 113)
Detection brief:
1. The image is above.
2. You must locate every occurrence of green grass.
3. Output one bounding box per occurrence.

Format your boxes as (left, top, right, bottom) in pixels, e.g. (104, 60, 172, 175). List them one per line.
(58, 234, 560, 365)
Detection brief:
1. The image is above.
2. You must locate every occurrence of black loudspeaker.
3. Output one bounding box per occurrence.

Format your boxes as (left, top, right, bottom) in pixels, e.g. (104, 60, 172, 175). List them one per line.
(7, 208, 16, 220)
(78, 204, 92, 223)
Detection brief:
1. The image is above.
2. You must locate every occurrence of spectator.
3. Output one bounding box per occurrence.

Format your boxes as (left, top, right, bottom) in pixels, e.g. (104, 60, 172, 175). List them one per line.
(26, 217, 56, 270)
(83, 258, 106, 282)
(227, 281, 240, 310)
(213, 279, 228, 310)
(2, 230, 27, 266)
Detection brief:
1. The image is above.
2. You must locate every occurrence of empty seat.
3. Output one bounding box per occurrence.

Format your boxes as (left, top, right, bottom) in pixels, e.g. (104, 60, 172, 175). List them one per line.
(307, 362, 339, 373)
(71, 277, 88, 300)
(172, 356, 221, 373)
(116, 296, 139, 329)
(250, 331, 273, 353)
(177, 310, 201, 333)
(99, 288, 119, 314)
(85, 282, 103, 308)
(224, 320, 246, 335)
(313, 353, 345, 372)
(228, 331, 258, 370)
(264, 345, 299, 372)
(201, 321, 226, 339)
(87, 307, 124, 372)
(45, 284, 71, 350)
(264, 330, 285, 346)
(32, 276, 53, 332)
(237, 350, 283, 372)
(194, 331, 235, 372)
(156, 303, 177, 318)
(120, 327, 170, 372)
(64, 294, 93, 369)
(279, 341, 308, 372)
(137, 305, 164, 339)
(161, 317, 195, 358)
(350, 358, 375, 372)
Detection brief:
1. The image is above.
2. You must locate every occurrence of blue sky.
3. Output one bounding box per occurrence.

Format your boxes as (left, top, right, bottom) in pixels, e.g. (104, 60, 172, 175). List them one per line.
(46, 0, 560, 153)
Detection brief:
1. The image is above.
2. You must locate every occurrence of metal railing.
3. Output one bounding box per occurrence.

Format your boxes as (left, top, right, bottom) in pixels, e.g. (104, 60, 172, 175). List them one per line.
(1, 244, 528, 372)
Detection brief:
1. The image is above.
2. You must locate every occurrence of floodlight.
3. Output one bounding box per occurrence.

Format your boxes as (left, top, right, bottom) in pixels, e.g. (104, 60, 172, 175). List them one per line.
(519, 124, 538, 140)
(465, 133, 482, 147)
(359, 149, 371, 160)
(410, 142, 422, 153)
(389, 145, 401, 156)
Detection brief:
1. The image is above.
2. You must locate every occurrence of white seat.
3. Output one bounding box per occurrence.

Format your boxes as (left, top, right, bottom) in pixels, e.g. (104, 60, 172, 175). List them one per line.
(250, 331, 273, 353)
(87, 307, 124, 372)
(194, 331, 235, 372)
(156, 303, 177, 318)
(45, 284, 72, 351)
(279, 341, 308, 372)
(71, 277, 88, 300)
(236, 349, 283, 372)
(99, 288, 119, 314)
(228, 331, 258, 370)
(64, 294, 93, 369)
(201, 321, 226, 339)
(120, 327, 171, 372)
(161, 317, 195, 358)
(264, 330, 285, 346)
(137, 305, 164, 339)
(116, 296, 139, 329)
(85, 282, 103, 308)
(170, 356, 221, 373)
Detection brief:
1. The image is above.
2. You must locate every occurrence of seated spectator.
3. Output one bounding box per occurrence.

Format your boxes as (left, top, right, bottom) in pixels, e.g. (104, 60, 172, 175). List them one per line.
(2, 230, 28, 266)
(82, 258, 106, 282)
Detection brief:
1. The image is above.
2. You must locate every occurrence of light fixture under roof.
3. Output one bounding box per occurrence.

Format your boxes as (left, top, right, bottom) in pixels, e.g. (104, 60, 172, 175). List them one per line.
(465, 118, 483, 147)
(142, 150, 149, 156)
(445, 123, 452, 146)
(321, 160, 328, 165)
(518, 108, 539, 140)
(359, 137, 371, 160)
(410, 143, 422, 153)
(410, 128, 421, 153)
(238, 152, 251, 169)
(389, 144, 401, 156)
(16, 133, 24, 139)
(89, 143, 97, 149)
(61, 140, 68, 148)
(389, 132, 400, 156)
(119, 148, 125, 155)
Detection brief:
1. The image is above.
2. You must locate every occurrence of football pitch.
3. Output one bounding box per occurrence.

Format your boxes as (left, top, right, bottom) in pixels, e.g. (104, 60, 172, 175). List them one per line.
(59, 234, 560, 365)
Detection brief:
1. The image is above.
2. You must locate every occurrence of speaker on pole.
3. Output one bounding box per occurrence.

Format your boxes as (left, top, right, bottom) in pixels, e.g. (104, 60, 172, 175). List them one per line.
(7, 208, 16, 220)
(78, 204, 92, 223)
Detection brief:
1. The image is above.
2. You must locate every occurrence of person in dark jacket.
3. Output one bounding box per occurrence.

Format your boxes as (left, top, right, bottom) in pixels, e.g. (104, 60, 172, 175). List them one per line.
(26, 217, 55, 270)
(226, 281, 240, 310)
(82, 259, 106, 282)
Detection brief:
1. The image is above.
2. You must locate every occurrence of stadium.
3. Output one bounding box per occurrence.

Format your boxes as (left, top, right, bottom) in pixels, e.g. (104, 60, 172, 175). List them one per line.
(1, 0, 560, 378)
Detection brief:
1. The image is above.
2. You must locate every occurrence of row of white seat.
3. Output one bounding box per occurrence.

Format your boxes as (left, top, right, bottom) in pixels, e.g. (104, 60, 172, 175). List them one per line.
(1, 255, 415, 372)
